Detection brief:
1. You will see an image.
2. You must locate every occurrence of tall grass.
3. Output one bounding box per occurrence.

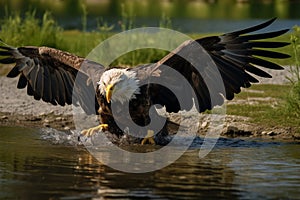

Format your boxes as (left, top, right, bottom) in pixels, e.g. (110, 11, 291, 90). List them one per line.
(0, 10, 63, 47)
(287, 26, 300, 84)
(285, 25, 300, 117)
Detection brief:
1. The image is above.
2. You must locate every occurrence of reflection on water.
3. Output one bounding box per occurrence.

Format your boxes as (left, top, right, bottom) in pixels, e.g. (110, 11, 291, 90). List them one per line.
(0, 126, 299, 199)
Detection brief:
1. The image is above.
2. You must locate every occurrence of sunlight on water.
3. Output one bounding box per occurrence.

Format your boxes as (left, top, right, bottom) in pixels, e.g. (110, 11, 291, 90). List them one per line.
(0, 126, 299, 199)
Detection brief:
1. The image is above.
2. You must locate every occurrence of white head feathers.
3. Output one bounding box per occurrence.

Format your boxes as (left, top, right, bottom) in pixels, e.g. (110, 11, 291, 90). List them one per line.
(98, 68, 140, 104)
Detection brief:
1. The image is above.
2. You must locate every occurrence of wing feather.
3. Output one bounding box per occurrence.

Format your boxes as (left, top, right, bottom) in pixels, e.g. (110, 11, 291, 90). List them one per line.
(60, 70, 74, 105)
(54, 69, 66, 106)
(27, 81, 34, 96)
(42, 65, 52, 103)
(234, 29, 289, 41)
(17, 74, 27, 89)
(227, 17, 277, 35)
(0, 57, 15, 64)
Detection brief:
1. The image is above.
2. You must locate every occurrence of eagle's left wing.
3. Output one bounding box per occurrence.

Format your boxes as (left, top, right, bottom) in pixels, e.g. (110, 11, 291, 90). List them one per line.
(140, 18, 290, 113)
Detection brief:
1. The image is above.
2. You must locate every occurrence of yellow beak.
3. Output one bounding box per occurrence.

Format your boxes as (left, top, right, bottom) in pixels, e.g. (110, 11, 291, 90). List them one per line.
(106, 84, 114, 103)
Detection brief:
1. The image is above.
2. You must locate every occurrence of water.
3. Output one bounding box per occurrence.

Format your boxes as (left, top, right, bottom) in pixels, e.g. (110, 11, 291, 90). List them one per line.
(0, 126, 299, 199)
(0, 0, 300, 32)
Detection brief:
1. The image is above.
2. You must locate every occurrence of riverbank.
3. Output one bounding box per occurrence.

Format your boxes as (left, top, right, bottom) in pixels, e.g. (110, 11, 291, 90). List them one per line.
(0, 67, 299, 141)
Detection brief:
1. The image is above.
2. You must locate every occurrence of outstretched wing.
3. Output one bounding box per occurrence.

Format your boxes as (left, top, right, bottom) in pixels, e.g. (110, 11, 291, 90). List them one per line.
(0, 46, 105, 114)
(144, 18, 290, 113)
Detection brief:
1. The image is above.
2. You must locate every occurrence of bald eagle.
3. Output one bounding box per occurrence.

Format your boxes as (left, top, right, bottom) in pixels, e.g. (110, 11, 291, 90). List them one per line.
(0, 18, 290, 145)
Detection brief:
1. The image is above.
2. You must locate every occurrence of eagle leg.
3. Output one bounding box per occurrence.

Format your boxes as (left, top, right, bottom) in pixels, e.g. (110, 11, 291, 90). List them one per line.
(141, 130, 156, 145)
(81, 124, 109, 137)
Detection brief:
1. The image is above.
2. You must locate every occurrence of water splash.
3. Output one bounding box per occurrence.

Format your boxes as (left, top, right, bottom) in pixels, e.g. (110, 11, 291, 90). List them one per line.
(39, 128, 83, 146)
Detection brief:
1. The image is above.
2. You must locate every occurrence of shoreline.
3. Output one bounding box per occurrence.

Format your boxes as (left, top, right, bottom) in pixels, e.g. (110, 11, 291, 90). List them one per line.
(1, 109, 298, 141)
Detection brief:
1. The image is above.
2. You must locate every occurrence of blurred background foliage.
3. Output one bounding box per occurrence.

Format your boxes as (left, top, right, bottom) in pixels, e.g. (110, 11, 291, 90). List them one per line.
(0, 0, 299, 32)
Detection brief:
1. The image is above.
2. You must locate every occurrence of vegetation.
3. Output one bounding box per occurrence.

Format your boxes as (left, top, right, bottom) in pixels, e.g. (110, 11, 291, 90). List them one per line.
(0, 10, 62, 47)
(227, 84, 300, 132)
(0, 9, 294, 66)
(285, 26, 300, 117)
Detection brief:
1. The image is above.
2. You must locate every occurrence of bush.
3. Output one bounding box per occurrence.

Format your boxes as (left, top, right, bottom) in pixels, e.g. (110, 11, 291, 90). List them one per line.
(286, 82, 300, 117)
(286, 25, 300, 116)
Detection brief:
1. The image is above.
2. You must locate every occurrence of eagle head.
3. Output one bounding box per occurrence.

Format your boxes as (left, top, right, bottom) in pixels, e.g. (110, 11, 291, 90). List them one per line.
(97, 68, 140, 104)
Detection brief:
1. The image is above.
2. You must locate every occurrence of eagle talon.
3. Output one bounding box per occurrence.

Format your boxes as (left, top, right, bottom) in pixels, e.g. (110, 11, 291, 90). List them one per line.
(81, 124, 108, 137)
(141, 130, 156, 145)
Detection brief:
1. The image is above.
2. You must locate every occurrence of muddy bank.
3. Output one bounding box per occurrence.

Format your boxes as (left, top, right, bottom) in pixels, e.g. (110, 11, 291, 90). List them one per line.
(0, 68, 299, 141)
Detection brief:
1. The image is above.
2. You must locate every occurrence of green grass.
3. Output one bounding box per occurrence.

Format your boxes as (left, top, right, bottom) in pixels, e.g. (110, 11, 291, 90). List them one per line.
(227, 84, 300, 133)
(59, 30, 105, 56)
(232, 84, 290, 100)
(58, 31, 170, 66)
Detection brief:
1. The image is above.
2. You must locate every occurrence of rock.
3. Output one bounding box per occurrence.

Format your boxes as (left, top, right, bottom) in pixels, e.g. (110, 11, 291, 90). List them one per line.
(55, 117, 63, 121)
(39, 112, 46, 116)
(261, 131, 268, 135)
(43, 122, 50, 127)
(267, 131, 277, 136)
(226, 125, 239, 133)
(29, 116, 42, 121)
(1, 115, 8, 120)
(223, 125, 252, 137)
(262, 131, 277, 136)
(64, 126, 70, 131)
(201, 121, 208, 128)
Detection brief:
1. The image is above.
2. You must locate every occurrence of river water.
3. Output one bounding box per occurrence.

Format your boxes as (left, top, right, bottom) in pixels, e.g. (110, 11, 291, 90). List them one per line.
(0, 126, 299, 199)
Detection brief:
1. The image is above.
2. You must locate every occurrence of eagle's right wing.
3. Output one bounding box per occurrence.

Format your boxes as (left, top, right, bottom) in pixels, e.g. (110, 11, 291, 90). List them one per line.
(0, 45, 105, 114)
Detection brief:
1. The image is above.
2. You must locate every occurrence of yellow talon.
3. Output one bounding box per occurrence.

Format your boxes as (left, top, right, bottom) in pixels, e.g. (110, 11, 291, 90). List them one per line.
(81, 124, 108, 137)
(141, 130, 156, 145)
